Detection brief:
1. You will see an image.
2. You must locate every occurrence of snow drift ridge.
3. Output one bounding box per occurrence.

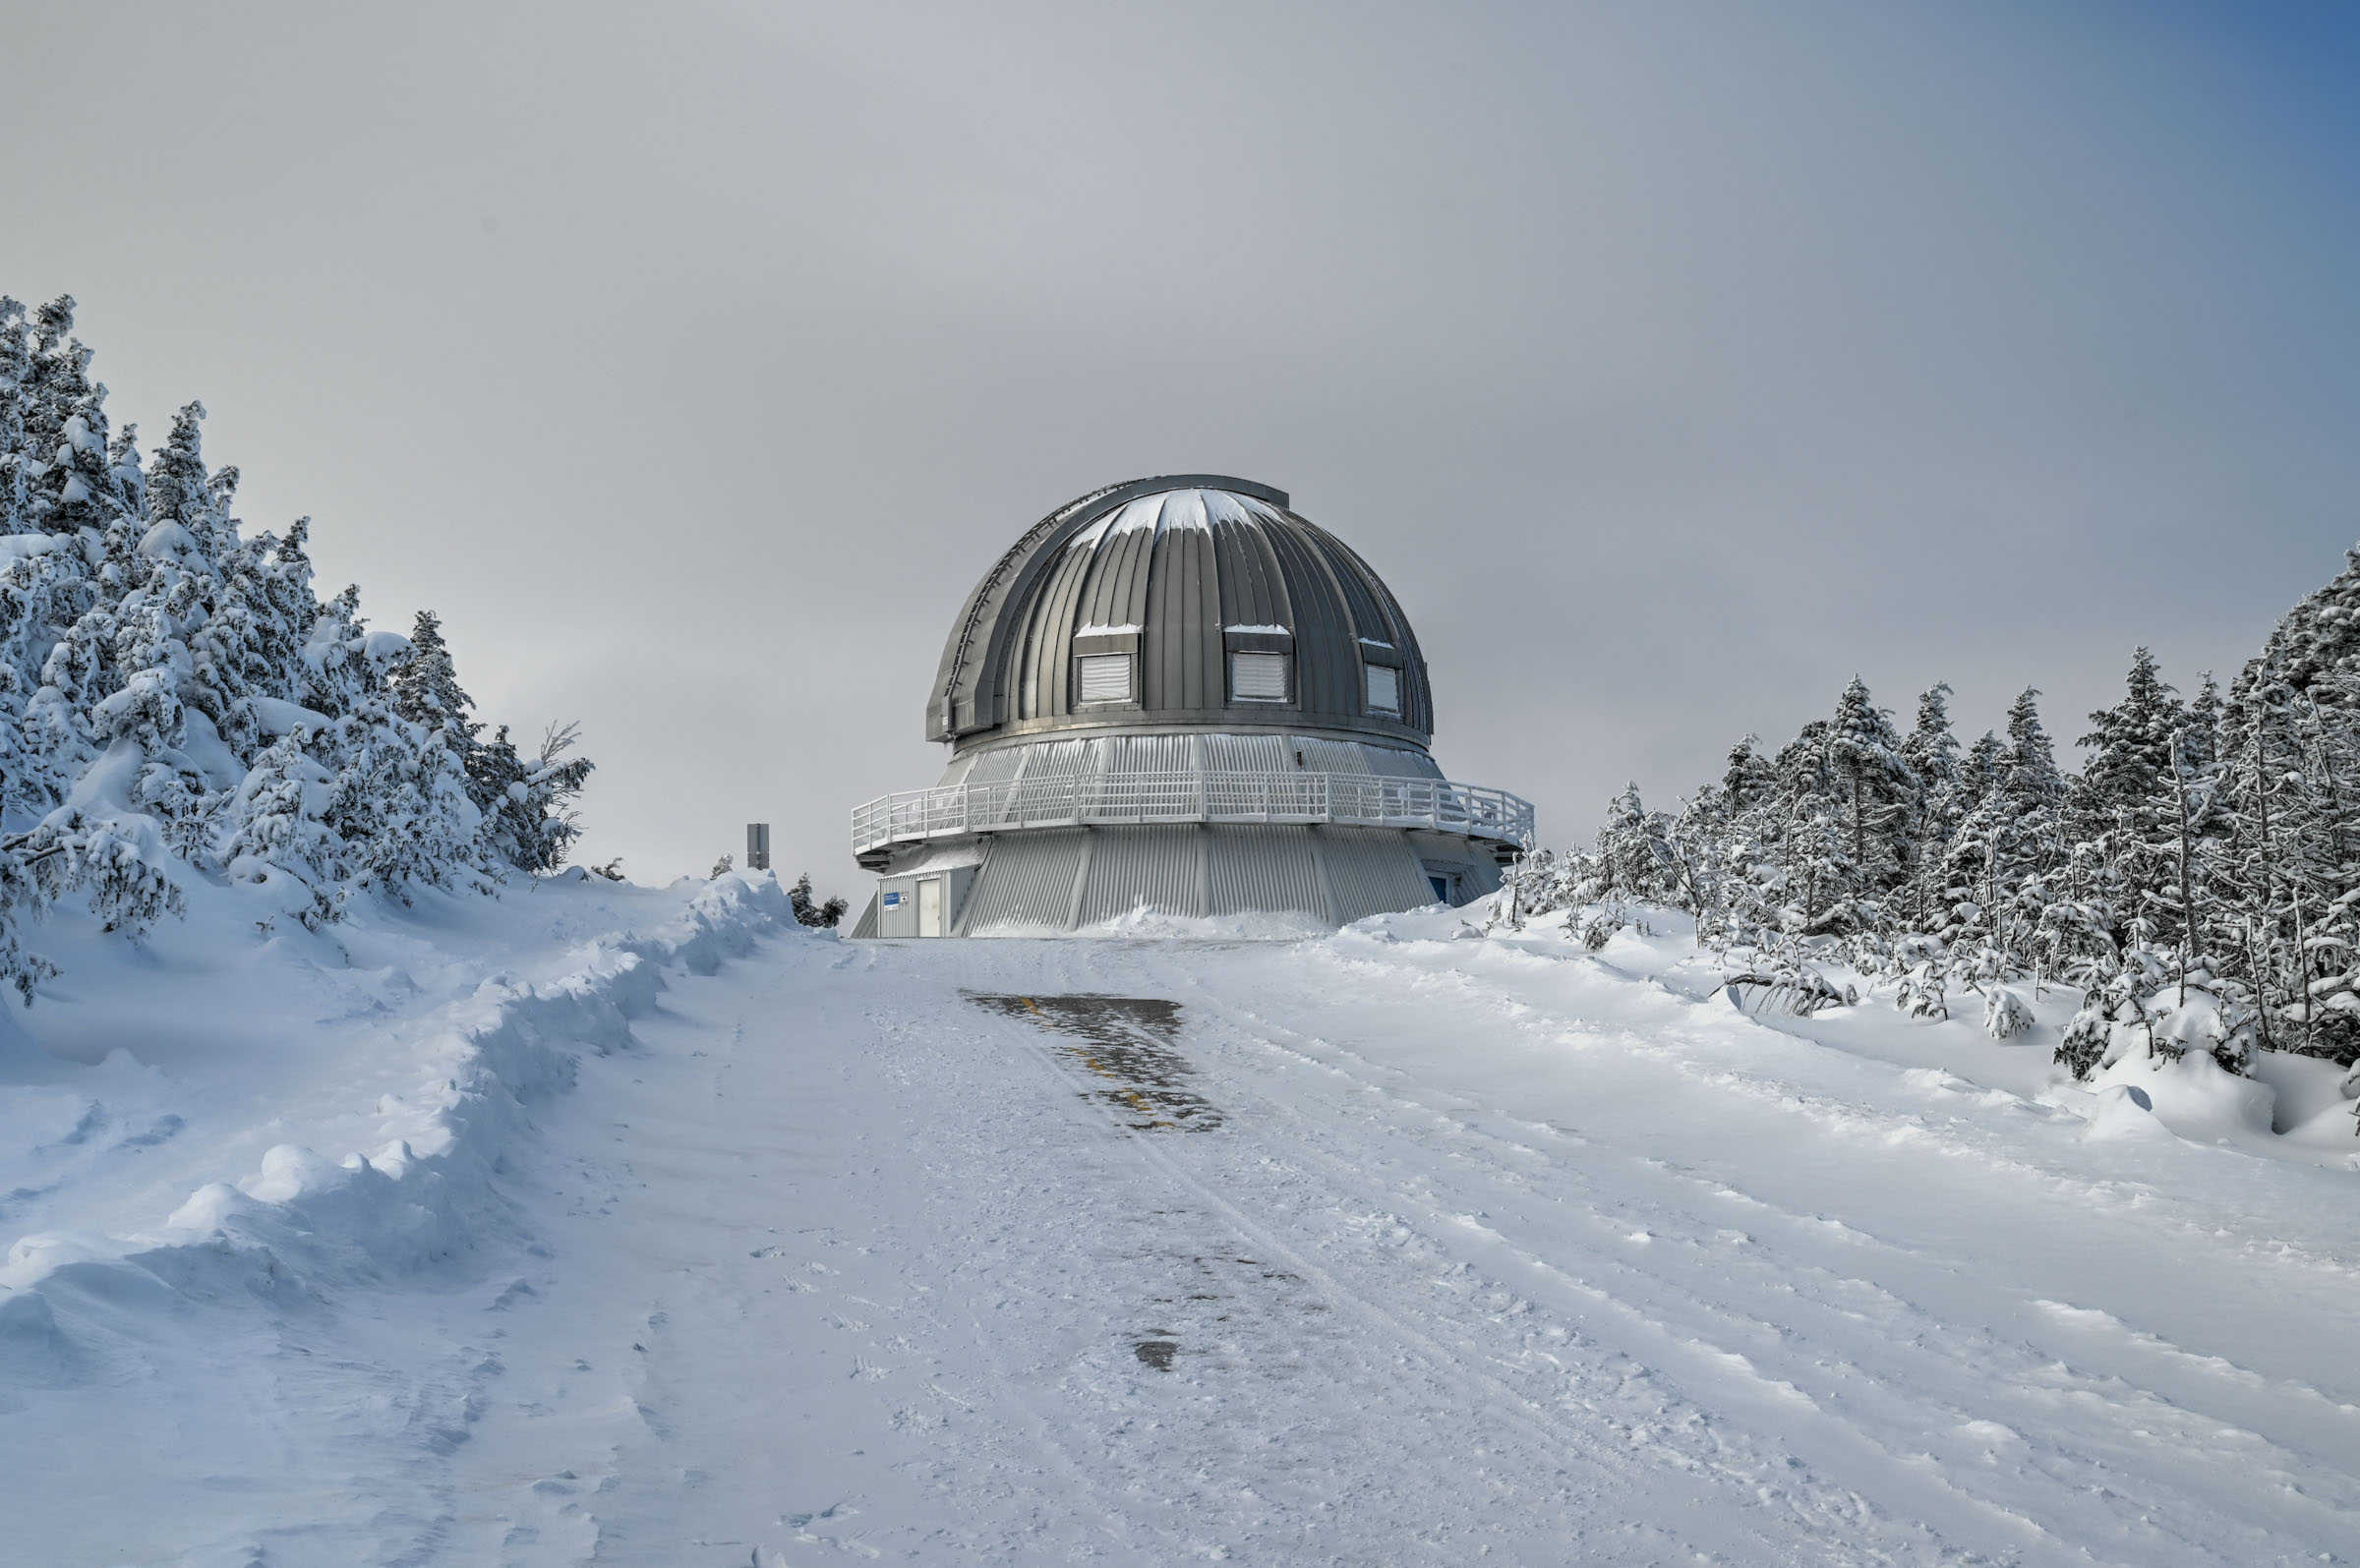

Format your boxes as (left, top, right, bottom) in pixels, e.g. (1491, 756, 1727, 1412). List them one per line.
(0, 870, 802, 1387)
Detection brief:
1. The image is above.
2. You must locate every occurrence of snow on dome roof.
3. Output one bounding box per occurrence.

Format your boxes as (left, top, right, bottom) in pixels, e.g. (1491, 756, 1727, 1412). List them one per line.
(926, 476, 1433, 750)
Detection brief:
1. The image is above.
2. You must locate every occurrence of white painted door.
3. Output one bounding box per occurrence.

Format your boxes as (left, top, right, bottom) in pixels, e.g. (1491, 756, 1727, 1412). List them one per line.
(916, 877, 945, 937)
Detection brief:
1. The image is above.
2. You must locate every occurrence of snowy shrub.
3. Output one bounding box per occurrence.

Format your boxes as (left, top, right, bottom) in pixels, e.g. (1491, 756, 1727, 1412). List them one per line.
(1488, 848, 1559, 931)
(30, 808, 184, 935)
(1724, 963, 1847, 1018)
(1982, 987, 2034, 1040)
(1572, 905, 1642, 950)
(2054, 960, 2255, 1082)
(2150, 983, 2256, 1077)
(1894, 965, 1948, 1022)
(789, 873, 848, 929)
(2055, 997, 2114, 1081)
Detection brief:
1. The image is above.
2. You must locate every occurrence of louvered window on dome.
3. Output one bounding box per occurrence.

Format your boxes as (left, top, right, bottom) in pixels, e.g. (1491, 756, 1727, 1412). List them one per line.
(1366, 664, 1401, 716)
(1229, 651, 1290, 703)
(1076, 653, 1134, 704)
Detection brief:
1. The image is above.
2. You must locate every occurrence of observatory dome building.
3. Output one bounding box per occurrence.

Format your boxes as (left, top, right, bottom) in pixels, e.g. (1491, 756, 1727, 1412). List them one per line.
(849, 476, 1533, 938)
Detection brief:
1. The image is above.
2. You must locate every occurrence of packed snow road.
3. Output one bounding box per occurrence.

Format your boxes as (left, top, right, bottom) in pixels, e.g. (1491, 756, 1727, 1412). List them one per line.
(438, 918, 2359, 1566)
(16, 886, 2360, 1565)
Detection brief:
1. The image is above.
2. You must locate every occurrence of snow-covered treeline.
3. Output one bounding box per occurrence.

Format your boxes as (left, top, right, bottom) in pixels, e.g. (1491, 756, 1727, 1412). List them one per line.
(1509, 544, 2360, 1119)
(0, 294, 590, 996)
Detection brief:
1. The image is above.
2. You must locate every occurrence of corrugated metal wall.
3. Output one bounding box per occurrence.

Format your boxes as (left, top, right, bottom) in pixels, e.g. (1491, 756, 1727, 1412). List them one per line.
(1111, 733, 1197, 773)
(1290, 736, 1371, 774)
(1321, 828, 1438, 923)
(1207, 826, 1326, 919)
(1199, 732, 1292, 773)
(1357, 743, 1445, 780)
(877, 822, 1484, 937)
(956, 829, 1088, 933)
(1076, 826, 1204, 925)
(1012, 738, 1095, 781)
(961, 746, 1030, 785)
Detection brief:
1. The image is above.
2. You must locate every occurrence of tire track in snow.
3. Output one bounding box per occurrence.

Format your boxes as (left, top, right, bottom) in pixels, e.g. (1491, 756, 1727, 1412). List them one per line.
(1358, 939, 2360, 1481)
(1125, 958, 2065, 1566)
(972, 957, 1928, 1566)
(1134, 942, 2360, 1566)
(1219, 1002, 2360, 1553)
(1400, 940, 2360, 1291)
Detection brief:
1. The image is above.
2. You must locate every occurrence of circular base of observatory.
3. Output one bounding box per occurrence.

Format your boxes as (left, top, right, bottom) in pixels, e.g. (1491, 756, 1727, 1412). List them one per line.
(855, 824, 1497, 940)
(849, 477, 1532, 938)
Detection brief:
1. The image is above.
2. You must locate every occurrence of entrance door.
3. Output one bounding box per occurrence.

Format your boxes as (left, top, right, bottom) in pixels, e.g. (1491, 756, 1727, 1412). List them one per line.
(916, 876, 945, 937)
(1428, 874, 1452, 905)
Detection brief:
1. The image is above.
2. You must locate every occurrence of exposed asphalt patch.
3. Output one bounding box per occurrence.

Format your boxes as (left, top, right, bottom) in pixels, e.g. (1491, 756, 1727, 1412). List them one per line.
(968, 993, 1222, 1132)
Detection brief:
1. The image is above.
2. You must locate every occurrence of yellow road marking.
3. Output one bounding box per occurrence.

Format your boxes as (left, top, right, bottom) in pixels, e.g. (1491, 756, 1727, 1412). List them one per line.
(1020, 997, 1175, 1128)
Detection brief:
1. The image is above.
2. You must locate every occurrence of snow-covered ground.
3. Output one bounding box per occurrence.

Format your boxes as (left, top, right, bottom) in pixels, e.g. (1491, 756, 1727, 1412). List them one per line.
(8, 887, 2360, 1565)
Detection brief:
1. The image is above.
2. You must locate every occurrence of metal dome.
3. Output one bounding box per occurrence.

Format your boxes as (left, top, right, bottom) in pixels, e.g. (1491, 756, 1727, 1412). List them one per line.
(851, 473, 1531, 939)
(927, 476, 1433, 751)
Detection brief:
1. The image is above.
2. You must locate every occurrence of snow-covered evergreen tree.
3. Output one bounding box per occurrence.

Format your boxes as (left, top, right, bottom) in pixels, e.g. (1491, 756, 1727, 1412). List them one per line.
(21, 299, 93, 510)
(1770, 720, 1852, 932)
(0, 297, 28, 536)
(0, 291, 598, 995)
(299, 583, 374, 719)
(1900, 683, 1964, 902)
(1825, 676, 1916, 920)
(217, 725, 340, 926)
(1539, 541, 2360, 1111)
(475, 721, 594, 874)
(790, 873, 849, 929)
(2065, 649, 2178, 951)
(389, 610, 479, 764)
(1594, 783, 1686, 907)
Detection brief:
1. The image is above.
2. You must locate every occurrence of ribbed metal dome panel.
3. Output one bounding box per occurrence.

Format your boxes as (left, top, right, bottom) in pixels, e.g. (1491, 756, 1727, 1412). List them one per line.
(927, 476, 1434, 751)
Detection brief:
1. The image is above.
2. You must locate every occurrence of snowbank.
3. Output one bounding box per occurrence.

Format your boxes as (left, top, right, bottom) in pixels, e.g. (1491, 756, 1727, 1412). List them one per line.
(0, 870, 804, 1387)
(2088, 1046, 2278, 1142)
(1466, 895, 2360, 1173)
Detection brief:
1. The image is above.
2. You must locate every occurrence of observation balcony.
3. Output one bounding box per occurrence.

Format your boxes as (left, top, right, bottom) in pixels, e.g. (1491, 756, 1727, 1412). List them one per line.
(852, 769, 1535, 869)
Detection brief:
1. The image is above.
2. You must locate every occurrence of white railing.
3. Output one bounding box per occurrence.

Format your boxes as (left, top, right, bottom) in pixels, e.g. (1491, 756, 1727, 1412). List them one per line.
(852, 770, 1535, 856)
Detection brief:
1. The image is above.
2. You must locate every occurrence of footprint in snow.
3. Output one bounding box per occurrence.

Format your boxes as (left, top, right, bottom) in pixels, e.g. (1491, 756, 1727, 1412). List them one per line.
(488, 1279, 537, 1310)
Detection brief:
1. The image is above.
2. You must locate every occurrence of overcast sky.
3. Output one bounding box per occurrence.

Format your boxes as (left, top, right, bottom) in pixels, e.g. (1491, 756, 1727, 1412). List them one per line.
(5, 1, 2356, 892)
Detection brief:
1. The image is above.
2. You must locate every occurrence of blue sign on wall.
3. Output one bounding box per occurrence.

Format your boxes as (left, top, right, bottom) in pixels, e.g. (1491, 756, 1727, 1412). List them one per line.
(883, 891, 902, 907)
